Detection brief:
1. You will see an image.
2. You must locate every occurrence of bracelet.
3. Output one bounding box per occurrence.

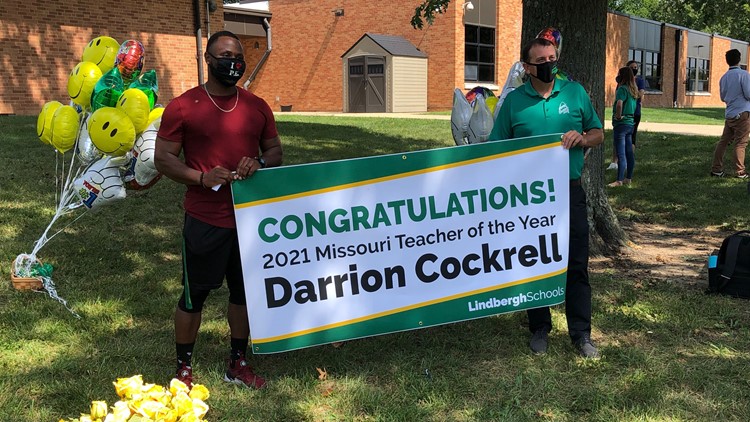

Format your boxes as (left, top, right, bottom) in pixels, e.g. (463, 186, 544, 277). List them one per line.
(199, 172, 206, 188)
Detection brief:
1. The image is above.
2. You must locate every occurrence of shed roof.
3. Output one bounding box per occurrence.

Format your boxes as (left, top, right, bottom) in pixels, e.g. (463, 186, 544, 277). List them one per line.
(342, 33, 427, 58)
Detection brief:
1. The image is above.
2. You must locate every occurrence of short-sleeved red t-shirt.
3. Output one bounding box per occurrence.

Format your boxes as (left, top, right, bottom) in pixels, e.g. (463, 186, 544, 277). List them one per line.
(158, 86, 278, 228)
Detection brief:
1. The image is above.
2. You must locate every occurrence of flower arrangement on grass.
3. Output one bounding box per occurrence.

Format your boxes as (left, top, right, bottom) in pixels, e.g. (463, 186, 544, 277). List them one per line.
(58, 375, 210, 422)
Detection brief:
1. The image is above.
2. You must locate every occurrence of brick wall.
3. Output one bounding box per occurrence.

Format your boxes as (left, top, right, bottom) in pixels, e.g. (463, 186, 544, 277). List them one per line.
(495, 0, 523, 96)
(604, 13, 630, 106)
(0, 0, 209, 115)
(243, 0, 469, 112)
(5, 2, 745, 116)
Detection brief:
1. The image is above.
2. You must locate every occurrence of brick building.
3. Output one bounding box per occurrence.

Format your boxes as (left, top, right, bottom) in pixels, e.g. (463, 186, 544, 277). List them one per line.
(1, 1, 748, 116)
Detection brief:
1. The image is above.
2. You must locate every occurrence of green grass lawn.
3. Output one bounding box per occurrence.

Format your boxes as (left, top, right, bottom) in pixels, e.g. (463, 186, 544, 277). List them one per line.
(604, 106, 726, 125)
(2, 114, 750, 421)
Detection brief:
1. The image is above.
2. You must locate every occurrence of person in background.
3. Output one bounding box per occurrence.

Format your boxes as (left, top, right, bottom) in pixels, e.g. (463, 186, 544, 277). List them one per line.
(711, 49, 750, 179)
(490, 37, 603, 359)
(609, 66, 638, 187)
(155, 30, 282, 389)
(607, 60, 646, 171)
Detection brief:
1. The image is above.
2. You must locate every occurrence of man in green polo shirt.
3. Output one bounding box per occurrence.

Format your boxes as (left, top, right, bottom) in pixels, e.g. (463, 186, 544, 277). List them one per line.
(490, 37, 603, 358)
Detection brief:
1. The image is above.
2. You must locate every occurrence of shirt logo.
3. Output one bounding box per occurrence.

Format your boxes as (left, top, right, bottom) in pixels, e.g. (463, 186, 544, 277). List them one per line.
(559, 102, 570, 115)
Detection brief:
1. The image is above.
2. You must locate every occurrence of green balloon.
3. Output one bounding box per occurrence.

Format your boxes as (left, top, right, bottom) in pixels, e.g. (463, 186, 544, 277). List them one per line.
(90, 67, 124, 111)
(128, 69, 159, 109)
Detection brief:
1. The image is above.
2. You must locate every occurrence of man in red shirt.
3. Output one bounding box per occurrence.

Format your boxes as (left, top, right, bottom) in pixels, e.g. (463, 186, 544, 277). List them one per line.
(155, 30, 282, 389)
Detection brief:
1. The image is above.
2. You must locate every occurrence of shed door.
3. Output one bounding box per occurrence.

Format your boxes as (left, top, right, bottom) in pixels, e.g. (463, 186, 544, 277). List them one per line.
(348, 56, 386, 113)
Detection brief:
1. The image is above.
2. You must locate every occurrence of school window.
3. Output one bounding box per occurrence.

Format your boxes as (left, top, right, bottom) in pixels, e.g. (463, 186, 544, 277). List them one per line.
(465, 25, 495, 83)
(730, 40, 748, 70)
(628, 49, 660, 91)
(686, 57, 710, 92)
(629, 18, 662, 91)
(463, 0, 497, 83)
(687, 32, 711, 93)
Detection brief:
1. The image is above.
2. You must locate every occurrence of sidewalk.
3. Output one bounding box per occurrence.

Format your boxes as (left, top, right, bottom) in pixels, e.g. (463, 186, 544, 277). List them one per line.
(277, 111, 723, 137)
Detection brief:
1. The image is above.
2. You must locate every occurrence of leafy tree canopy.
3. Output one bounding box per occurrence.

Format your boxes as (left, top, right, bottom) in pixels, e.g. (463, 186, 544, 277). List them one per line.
(609, 0, 750, 41)
(413, 0, 750, 40)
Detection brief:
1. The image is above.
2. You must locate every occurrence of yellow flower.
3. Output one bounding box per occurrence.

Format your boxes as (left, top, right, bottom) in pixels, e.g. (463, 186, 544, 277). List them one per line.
(153, 407, 178, 422)
(90, 400, 108, 419)
(143, 383, 170, 405)
(188, 384, 209, 402)
(170, 391, 194, 416)
(126, 394, 145, 414)
(111, 401, 132, 421)
(191, 398, 209, 419)
(169, 378, 190, 397)
(113, 375, 144, 399)
(78, 415, 93, 422)
(135, 399, 167, 418)
(177, 413, 201, 422)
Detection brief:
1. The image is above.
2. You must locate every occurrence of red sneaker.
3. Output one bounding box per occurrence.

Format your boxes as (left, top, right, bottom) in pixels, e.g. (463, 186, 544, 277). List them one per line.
(224, 353, 267, 389)
(176, 362, 193, 389)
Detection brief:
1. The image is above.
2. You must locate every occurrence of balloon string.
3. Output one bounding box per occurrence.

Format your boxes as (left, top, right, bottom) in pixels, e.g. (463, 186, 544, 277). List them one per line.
(37, 276, 81, 318)
(54, 152, 60, 205)
(13, 254, 79, 318)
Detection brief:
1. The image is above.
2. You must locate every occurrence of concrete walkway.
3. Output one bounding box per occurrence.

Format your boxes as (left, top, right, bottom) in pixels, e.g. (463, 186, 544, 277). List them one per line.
(277, 111, 723, 137)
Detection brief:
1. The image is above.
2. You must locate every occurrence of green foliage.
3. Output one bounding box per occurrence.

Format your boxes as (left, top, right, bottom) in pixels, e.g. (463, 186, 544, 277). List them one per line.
(609, 0, 750, 41)
(411, 0, 452, 29)
(3, 115, 750, 421)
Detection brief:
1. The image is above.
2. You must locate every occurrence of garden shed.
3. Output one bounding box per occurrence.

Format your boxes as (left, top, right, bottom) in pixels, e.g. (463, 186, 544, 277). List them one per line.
(341, 33, 428, 113)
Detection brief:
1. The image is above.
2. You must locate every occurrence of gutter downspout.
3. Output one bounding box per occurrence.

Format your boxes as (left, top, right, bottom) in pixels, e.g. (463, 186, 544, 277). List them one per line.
(244, 18, 272, 89)
(673, 28, 681, 107)
(193, 0, 205, 85)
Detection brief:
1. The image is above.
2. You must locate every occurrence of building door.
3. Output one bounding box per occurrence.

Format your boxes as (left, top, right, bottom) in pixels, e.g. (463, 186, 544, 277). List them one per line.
(348, 56, 386, 113)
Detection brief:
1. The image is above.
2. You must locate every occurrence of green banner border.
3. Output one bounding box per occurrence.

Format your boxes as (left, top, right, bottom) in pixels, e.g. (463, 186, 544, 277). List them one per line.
(251, 274, 565, 354)
(233, 134, 562, 206)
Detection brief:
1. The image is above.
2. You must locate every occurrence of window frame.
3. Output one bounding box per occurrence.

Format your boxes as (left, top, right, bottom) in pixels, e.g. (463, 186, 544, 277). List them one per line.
(628, 48, 661, 92)
(686, 56, 710, 93)
(464, 24, 496, 84)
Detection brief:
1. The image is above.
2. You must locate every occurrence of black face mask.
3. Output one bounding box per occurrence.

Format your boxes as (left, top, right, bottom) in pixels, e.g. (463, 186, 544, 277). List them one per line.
(630, 67, 638, 76)
(207, 53, 246, 86)
(526, 60, 558, 84)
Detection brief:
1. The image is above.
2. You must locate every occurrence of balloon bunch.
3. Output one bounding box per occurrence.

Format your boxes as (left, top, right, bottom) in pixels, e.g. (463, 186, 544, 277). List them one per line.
(58, 375, 211, 422)
(451, 87, 498, 146)
(14, 36, 164, 313)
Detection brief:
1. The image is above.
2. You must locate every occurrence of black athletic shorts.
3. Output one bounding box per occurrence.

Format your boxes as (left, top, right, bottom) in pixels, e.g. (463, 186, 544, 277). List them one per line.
(182, 214, 245, 292)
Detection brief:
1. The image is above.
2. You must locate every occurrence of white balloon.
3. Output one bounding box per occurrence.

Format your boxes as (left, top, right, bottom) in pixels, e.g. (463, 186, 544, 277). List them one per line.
(76, 112, 103, 165)
(132, 118, 160, 186)
(467, 94, 494, 144)
(450, 88, 472, 146)
(72, 156, 128, 210)
(497, 61, 526, 110)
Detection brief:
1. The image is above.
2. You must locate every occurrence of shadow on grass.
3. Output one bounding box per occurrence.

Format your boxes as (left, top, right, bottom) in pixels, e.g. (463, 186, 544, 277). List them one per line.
(3, 116, 750, 420)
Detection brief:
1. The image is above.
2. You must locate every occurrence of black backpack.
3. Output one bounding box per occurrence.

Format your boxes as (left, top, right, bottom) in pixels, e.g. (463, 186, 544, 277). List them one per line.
(708, 231, 750, 298)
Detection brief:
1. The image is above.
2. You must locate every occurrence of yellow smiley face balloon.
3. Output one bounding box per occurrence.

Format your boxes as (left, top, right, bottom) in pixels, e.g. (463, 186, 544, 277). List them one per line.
(50, 105, 80, 153)
(116, 88, 150, 133)
(89, 107, 136, 156)
(67, 62, 102, 108)
(37, 100, 63, 145)
(82, 36, 120, 74)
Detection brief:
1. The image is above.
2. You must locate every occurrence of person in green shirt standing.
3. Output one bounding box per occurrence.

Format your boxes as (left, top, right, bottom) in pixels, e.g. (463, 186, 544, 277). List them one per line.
(609, 66, 639, 187)
(490, 37, 604, 358)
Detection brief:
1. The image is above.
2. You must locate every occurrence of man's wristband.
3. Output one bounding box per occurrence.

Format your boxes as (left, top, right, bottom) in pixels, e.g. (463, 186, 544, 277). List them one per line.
(199, 172, 206, 188)
(255, 157, 267, 168)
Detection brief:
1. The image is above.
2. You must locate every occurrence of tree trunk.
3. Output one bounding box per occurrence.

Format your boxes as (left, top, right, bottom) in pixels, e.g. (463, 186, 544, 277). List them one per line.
(522, 0, 627, 256)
